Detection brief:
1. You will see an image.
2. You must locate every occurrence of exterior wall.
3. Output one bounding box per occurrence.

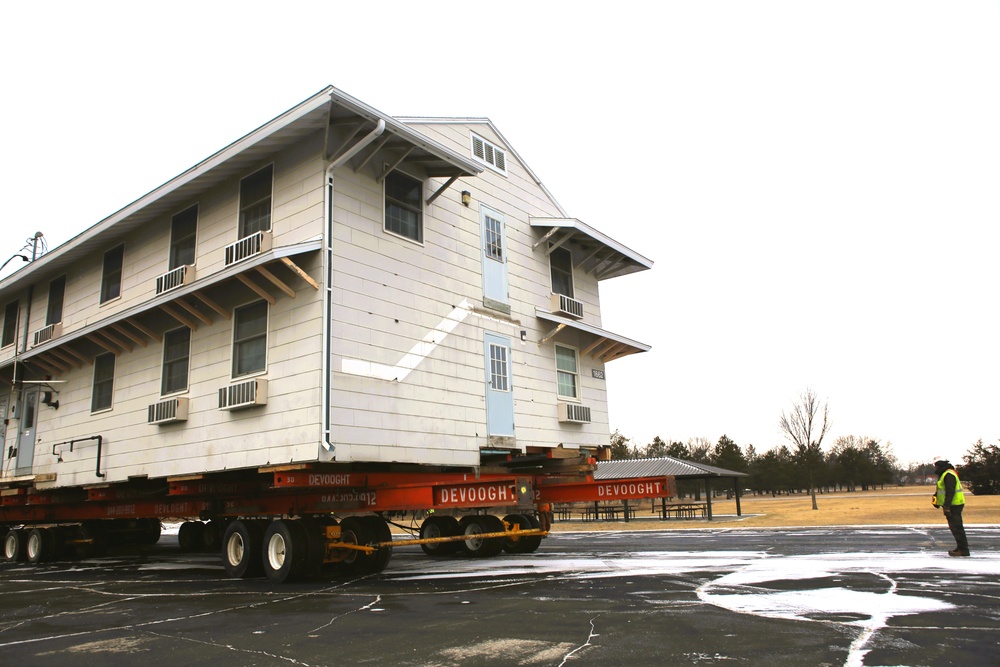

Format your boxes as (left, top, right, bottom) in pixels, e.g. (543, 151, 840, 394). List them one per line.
(0, 109, 634, 488)
(2, 133, 328, 489)
(328, 121, 614, 466)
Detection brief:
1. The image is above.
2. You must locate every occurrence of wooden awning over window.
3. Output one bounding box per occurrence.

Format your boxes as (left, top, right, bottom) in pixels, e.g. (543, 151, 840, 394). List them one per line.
(535, 310, 650, 362)
(530, 217, 653, 280)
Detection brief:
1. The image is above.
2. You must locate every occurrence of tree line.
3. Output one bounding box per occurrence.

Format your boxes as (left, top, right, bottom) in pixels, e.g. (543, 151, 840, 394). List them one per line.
(610, 431, 900, 496)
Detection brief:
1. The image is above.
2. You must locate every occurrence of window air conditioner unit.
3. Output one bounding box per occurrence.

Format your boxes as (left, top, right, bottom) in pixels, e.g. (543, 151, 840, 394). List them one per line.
(224, 231, 272, 267)
(558, 402, 591, 424)
(31, 322, 62, 347)
(550, 293, 584, 319)
(147, 397, 189, 424)
(219, 378, 268, 410)
(155, 265, 196, 294)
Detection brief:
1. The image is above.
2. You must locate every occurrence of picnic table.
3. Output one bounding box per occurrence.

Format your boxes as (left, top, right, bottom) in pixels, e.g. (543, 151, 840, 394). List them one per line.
(657, 500, 707, 519)
(581, 502, 637, 522)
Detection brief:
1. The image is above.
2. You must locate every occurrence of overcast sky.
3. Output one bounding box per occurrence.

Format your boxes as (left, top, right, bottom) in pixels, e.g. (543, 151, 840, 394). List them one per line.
(2, 2, 997, 466)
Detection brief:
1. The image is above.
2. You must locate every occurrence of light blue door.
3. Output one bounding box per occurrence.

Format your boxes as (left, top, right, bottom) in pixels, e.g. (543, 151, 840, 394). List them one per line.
(484, 333, 514, 437)
(15, 387, 38, 474)
(480, 206, 509, 310)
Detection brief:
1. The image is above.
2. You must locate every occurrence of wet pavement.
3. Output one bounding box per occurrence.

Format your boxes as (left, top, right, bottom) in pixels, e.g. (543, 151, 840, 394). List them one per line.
(1, 525, 998, 666)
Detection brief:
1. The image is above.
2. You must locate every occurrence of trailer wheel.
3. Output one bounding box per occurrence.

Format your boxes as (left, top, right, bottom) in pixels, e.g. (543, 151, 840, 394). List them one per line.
(459, 515, 504, 558)
(202, 520, 225, 552)
(178, 521, 206, 552)
(501, 514, 532, 554)
(517, 514, 543, 553)
(263, 520, 308, 584)
(26, 528, 53, 564)
(419, 516, 461, 556)
(222, 520, 264, 579)
(359, 516, 392, 573)
(338, 516, 384, 575)
(139, 519, 162, 545)
(3, 529, 26, 562)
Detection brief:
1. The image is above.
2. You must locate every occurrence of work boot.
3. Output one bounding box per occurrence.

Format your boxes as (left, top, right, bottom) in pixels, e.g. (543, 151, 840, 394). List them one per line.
(948, 549, 971, 557)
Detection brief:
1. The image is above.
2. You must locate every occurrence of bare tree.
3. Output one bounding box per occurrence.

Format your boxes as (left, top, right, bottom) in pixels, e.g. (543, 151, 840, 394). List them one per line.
(779, 388, 831, 510)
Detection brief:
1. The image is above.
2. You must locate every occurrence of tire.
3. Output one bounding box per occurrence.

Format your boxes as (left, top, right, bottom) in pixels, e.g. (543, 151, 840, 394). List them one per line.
(337, 516, 376, 575)
(419, 515, 461, 556)
(263, 520, 308, 584)
(517, 514, 543, 553)
(203, 520, 224, 552)
(26, 528, 53, 564)
(501, 514, 531, 554)
(3, 529, 26, 562)
(178, 521, 206, 552)
(222, 520, 264, 579)
(140, 519, 162, 545)
(459, 515, 504, 558)
(359, 516, 392, 573)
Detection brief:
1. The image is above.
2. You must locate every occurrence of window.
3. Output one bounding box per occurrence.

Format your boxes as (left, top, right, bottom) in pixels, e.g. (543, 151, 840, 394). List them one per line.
(239, 165, 273, 238)
(161, 327, 191, 395)
(233, 300, 267, 377)
(489, 342, 509, 392)
(384, 170, 423, 242)
(1, 301, 18, 347)
(169, 205, 198, 270)
(46, 276, 66, 326)
(91, 352, 116, 412)
(550, 247, 574, 297)
(100, 244, 125, 303)
(556, 345, 579, 399)
(484, 214, 504, 262)
(471, 133, 507, 174)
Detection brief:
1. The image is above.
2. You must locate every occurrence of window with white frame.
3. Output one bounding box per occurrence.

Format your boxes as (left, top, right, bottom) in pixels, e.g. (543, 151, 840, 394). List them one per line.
(46, 276, 65, 326)
(489, 342, 510, 392)
(169, 205, 198, 270)
(161, 327, 191, 395)
(91, 352, 116, 412)
(471, 132, 507, 174)
(100, 244, 124, 304)
(232, 300, 267, 378)
(555, 344, 579, 399)
(550, 246, 574, 297)
(384, 170, 423, 242)
(239, 165, 273, 239)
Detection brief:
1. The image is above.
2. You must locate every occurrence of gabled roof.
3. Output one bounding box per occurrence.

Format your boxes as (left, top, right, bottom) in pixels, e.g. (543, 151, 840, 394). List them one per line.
(596, 456, 748, 480)
(0, 86, 482, 299)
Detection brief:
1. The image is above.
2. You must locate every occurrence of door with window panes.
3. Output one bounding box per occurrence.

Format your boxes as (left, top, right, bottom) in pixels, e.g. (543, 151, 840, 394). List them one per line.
(480, 206, 509, 310)
(484, 333, 514, 437)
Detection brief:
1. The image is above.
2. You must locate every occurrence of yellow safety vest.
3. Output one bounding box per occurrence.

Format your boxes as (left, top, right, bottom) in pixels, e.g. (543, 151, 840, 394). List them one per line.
(935, 469, 966, 507)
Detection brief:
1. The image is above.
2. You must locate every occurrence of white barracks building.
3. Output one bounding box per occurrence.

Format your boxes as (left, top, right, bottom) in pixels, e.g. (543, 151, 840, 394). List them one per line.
(0, 86, 652, 491)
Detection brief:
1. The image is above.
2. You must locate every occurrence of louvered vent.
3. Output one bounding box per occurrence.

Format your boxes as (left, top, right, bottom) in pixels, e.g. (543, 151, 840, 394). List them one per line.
(550, 293, 584, 319)
(558, 402, 591, 424)
(471, 133, 507, 174)
(31, 323, 61, 347)
(156, 265, 195, 294)
(218, 378, 268, 410)
(224, 231, 272, 267)
(147, 397, 189, 424)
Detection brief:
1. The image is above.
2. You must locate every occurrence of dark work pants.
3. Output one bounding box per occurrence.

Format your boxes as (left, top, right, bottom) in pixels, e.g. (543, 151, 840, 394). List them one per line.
(945, 504, 969, 553)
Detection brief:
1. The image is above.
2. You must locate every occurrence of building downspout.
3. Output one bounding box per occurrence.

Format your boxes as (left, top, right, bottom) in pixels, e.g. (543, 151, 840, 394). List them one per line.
(321, 119, 385, 454)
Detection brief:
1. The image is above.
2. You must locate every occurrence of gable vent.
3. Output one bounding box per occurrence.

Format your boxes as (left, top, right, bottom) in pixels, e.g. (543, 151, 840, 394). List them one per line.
(558, 402, 591, 424)
(219, 378, 268, 410)
(225, 231, 272, 267)
(148, 397, 189, 424)
(471, 134, 507, 174)
(550, 293, 584, 319)
(156, 265, 195, 294)
(32, 323, 61, 347)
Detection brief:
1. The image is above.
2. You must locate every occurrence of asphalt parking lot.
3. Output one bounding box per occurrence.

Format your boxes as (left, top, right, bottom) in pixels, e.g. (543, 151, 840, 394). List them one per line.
(1, 524, 998, 667)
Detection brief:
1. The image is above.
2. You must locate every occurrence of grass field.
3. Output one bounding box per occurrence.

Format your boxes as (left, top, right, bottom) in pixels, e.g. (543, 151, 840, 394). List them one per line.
(549, 485, 1000, 531)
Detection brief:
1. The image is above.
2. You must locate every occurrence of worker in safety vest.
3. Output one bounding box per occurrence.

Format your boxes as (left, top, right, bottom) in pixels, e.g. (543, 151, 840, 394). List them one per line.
(932, 460, 969, 557)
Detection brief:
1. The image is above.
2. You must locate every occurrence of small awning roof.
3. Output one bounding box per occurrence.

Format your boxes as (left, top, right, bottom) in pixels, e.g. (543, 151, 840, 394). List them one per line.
(530, 217, 653, 280)
(536, 309, 650, 362)
(596, 457, 748, 480)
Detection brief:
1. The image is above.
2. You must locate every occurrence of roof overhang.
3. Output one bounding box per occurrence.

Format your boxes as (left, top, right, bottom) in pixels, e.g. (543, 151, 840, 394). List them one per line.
(535, 309, 650, 362)
(530, 217, 653, 280)
(0, 85, 483, 299)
